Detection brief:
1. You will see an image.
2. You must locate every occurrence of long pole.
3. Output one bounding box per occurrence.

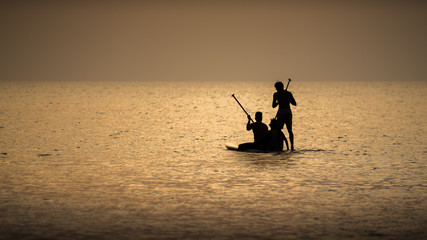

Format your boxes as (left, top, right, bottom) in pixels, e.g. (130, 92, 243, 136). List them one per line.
(285, 78, 291, 91)
(231, 94, 254, 123)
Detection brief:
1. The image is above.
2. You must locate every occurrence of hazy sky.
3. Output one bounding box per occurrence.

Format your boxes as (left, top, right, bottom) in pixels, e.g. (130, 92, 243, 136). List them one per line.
(1, 0, 426, 82)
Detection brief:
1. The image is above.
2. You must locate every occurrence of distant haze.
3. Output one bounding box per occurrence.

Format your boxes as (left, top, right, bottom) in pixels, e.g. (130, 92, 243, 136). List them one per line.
(1, 0, 426, 82)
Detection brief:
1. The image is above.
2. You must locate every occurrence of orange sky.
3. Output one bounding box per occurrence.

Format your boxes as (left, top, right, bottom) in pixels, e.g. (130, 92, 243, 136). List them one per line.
(1, 0, 426, 82)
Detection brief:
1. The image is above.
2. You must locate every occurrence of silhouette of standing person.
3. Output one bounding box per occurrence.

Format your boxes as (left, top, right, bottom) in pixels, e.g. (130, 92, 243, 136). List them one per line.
(238, 112, 268, 151)
(272, 81, 297, 151)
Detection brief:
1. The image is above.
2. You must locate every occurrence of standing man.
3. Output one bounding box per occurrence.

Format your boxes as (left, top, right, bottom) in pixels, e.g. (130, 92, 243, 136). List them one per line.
(238, 112, 268, 151)
(272, 81, 297, 151)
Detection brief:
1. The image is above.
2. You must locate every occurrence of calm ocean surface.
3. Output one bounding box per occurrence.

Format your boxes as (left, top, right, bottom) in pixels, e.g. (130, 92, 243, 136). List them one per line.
(0, 80, 426, 239)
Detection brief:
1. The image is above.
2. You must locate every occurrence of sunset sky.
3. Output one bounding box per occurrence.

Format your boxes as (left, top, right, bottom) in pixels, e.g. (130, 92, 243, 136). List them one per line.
(1, 0, 426, 82)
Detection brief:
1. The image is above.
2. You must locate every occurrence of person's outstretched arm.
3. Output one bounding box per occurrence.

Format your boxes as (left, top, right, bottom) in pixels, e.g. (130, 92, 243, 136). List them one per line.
(289, 92, 297, 106)
(246, 115, 252, 131)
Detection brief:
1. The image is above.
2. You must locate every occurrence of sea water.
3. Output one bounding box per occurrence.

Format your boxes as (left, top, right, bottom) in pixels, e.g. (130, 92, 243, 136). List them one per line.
(0, 80, 426, 239)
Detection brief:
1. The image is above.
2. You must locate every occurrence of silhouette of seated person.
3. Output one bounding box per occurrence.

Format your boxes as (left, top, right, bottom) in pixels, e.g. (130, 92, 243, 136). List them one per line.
(238, 112, 268, 151)
(265, 119, 289, 151)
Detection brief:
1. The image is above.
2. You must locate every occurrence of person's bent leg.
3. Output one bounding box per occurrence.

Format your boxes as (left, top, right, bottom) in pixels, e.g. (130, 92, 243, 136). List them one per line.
(286, 122, 294, 151)
(284, 137, 289, 151)
(238, 142, 257, 151)
(285, 113, 294, 151)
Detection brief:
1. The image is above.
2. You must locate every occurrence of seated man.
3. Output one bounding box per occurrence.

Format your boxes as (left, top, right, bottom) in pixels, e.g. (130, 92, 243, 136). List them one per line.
(238, 112, 268, 151)
(265, 119, 289, 151)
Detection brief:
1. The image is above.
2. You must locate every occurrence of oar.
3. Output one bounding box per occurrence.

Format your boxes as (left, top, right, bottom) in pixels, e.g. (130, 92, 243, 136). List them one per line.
(231, 94, 254, 123)
(285, 78, 291, 91)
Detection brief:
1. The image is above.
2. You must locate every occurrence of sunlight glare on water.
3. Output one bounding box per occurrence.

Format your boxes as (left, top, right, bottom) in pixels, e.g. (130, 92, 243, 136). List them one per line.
(0, 80, 426, 239)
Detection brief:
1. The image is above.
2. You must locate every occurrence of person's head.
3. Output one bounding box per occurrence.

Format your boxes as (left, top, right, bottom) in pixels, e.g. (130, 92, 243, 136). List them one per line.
(255, 112, 263, 122)
(269, 119, 278, 129)
(274, 81, 284, 91)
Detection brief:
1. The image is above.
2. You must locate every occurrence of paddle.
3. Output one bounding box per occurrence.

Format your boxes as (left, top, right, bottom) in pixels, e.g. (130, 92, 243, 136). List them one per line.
(231, 94, 254, 123)
(285, 78, 291, 91)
